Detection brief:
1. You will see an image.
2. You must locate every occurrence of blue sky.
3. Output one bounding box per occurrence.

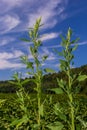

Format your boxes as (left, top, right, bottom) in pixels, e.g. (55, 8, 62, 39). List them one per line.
(0, 0, 87, 80)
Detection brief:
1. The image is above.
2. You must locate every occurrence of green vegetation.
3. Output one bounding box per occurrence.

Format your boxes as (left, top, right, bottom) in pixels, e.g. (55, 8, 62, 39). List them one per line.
(0, 65, 87, 94)
(0, 18, 87, 130)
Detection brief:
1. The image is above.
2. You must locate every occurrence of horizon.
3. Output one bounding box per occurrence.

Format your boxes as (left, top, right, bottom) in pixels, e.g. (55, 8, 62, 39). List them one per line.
(0, 0, 87, 80)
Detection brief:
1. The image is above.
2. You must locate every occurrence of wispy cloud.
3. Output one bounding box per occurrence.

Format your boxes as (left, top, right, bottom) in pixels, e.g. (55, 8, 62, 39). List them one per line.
(0, 0, 68, 34)
(0, 50, 24, 60)
(28, 0, 68, 29)
(78, 41, 87, 46)
(0, 14, 20, 34)
(0, 0, 23, 14)
(40, 32, 60, 41)
(0, 60, 23, 70)
(0, 50, 24, 70)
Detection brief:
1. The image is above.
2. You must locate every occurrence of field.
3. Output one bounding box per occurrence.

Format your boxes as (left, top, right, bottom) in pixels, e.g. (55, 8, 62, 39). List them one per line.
(0, 93, 87, 130)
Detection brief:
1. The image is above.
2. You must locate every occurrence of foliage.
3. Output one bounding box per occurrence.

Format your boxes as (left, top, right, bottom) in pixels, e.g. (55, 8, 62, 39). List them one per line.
(50, 28, 87, 130)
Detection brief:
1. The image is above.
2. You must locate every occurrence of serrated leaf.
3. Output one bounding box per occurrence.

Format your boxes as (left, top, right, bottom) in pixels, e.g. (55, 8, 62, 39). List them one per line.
(77, 75, 87, 81)
(51, 88, 64, 94)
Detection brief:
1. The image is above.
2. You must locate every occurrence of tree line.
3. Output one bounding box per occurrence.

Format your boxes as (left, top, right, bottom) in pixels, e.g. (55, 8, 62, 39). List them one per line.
(0, 64, 87, 94)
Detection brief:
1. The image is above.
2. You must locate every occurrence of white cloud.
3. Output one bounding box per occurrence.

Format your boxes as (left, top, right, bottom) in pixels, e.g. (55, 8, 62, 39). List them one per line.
(40, 32, 60, 41)
(0, 0, 23, 14)
(0, 0, 68, 34)
(0, 50, 25, 70)
(78, 41, 87, 46)
(0, 59, 23, 70)
(3, 0, 23, 6)
(0, 50, 24, 60)
(28, 0, 68, 29)
(0, 15, 20, 34)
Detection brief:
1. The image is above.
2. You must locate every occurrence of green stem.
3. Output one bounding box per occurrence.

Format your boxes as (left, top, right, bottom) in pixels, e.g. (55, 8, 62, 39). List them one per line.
(37, 70, 42, 129)
(37, 81, 42, 130)
(68, 69, 75, 130)
(69, 94, 75, 130)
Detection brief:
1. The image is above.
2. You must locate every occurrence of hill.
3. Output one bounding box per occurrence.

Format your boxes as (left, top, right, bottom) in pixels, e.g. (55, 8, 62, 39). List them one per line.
(0, 64, 87, 94)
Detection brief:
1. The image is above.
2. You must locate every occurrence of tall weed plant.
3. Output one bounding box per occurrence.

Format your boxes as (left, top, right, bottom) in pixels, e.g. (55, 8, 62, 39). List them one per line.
(9, 18, 52, 130)
(0, 18, 87, 130)
(51, 28, 87, 130)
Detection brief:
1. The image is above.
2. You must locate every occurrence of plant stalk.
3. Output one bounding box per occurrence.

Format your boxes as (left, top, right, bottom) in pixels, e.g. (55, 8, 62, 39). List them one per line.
(68, 69, 75, 130)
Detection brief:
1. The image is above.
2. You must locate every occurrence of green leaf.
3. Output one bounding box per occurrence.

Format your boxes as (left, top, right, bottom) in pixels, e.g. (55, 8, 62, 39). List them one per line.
(42, 55, 48, 61)
(53, 49, 63, 56)
(10, 115, 28, 128)
(51, 88, 64, 94)
(72, 44, 78, 51)
(33, 124, 39, 129)
(9, 80, 22, 88)
(67, 27, 72, 41)
(59, 59, 68, 67)
(21, 55, 28, 64)
(30, 46, 34, 54)
(21, 79, 30, 85)
(47, 121, 64, 130)
(71, 38, 79, 44)
(54, 104, 67, 121)
(60, 35, 66, 44)
(28, 79, 37, 85)
(0, 99, 6, 107)
(37, 40, 42, 46)
(20, 38, 30, 42)
(12, 72, 19, 80)
(77, 116, 87, 128)
(44, 68, 55, 73)
(57, 51, 63, 56)
(27, 62, 33, 69)
(35, 58, 40, 66)
(76, 124, 81, 130)
(77, 75, 87, 81)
